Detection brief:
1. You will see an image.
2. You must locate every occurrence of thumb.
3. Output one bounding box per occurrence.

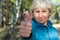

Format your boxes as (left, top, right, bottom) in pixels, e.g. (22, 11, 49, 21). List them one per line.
(25, 11, 31, 22)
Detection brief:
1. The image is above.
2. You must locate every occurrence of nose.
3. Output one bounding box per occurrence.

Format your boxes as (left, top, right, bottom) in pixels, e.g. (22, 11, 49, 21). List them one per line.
(39, 12, 42, 17)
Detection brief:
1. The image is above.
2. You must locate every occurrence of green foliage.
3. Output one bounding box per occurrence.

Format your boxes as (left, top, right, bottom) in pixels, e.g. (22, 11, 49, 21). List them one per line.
(23, 0, 32, 9)
(54, 6, 59, 19)
(3, 0, 33, 17)
(10, 0, 16, 3)
(3, 0, 15, 16)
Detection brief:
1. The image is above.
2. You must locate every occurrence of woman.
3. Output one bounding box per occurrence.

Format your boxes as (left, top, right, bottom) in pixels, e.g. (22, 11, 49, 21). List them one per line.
(20, 0, 59, 40)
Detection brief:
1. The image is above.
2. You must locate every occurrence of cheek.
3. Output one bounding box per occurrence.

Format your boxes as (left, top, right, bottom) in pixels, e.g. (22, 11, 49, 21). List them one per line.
(42, 13, 50, 18)
(33, 13, 39, 17)
(43, 14, 48, 17)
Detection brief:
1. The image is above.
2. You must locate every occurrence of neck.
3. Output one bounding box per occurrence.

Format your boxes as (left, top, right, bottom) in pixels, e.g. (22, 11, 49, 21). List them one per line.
(44, 22, 47, 26)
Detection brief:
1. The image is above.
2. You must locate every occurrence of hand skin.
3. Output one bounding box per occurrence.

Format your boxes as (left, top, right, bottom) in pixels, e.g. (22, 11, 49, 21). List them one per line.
(20, 11, 32, 38)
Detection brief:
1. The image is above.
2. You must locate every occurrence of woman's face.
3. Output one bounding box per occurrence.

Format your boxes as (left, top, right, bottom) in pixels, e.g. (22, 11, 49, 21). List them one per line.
(33, 7, 50, 24)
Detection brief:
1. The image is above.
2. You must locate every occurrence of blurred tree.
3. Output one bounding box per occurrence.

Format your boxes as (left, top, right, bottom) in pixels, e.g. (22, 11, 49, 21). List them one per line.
(2, 0, 16, 25)
(2, 0, 33, 40)
(23, 0, 32, 9)
(0, 0, 2, 27)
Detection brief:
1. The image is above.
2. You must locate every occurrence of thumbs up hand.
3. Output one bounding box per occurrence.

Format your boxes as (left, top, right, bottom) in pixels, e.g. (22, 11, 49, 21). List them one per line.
(20, 11, 32, 38)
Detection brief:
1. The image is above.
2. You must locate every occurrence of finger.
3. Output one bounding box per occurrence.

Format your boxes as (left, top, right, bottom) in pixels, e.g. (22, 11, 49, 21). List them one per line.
(20, 26, 32, 31)
(20, 29, 31, 34)
(21, 21, 26, 26)
(20, 33, 30, 37)
(20, 21, 32, 31)
(20, 24, 32, 34)
(25, 11, 31, 22)
(25, 26, 32, 31)
(20, 21, 25, 28)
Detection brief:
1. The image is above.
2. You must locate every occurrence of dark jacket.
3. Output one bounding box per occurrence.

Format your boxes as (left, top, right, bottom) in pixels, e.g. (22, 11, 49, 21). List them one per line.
(21, 19, 59, 40)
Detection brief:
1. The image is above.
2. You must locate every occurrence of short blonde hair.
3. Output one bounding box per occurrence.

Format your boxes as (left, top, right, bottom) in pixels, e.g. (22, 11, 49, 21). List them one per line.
(30, 0, 54, 15)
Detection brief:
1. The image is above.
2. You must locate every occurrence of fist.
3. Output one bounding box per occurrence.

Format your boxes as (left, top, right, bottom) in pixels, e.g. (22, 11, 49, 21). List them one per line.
(20, 11, 32, 37)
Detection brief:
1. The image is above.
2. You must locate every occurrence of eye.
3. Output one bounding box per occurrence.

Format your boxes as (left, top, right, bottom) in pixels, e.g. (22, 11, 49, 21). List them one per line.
(42, 11, 46, 12)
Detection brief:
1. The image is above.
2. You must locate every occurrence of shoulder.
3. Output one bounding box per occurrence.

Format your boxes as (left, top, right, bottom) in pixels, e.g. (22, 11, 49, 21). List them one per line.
(47, 20, 58, 35)
(49, 27, 59, 40)
(50, 27, 58, 32)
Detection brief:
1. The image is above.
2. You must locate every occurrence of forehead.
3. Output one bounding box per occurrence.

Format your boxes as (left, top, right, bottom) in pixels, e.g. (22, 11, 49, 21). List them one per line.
(34, 7, 48, 11)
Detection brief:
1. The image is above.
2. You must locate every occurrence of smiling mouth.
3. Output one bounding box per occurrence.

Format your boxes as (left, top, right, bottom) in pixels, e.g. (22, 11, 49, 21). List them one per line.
(38, 18, 43, 21)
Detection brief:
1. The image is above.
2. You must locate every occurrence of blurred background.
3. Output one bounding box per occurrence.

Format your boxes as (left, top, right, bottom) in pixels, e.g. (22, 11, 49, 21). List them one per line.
(0, 0, 60, 40)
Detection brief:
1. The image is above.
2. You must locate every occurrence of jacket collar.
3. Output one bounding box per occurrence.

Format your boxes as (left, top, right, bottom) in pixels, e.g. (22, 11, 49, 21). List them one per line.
(32, 18, 53, 28)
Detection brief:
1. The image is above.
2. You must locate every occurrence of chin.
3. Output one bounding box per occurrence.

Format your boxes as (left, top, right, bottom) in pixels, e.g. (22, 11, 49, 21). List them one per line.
(38, 20, 45, 23)
(39, 20, 47, 23)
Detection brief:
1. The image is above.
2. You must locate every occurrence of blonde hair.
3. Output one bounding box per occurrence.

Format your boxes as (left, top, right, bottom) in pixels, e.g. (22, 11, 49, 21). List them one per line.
(30, 0, 54, 15)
